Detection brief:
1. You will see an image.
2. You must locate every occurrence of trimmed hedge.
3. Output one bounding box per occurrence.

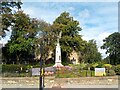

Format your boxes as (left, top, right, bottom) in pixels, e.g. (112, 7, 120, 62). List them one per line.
(114, 65, 120, 75)
(1, 63, 119, 77)
(2, 64, 31, 73)
(106, 70, 116, 76)
(2, 64, 19, 73)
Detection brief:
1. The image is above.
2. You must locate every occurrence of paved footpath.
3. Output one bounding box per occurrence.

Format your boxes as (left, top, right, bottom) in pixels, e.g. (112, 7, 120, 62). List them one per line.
(0, 76, 119, 89)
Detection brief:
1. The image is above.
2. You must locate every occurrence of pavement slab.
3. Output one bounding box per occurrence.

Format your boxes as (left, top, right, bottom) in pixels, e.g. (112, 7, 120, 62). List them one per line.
(0, 76, 119, 89)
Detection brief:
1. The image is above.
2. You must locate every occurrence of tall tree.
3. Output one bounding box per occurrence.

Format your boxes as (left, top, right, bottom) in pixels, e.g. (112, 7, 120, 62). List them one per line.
(0, 1, 22, 37)
(34, 20, 54, 62)
(2, 11, 41, 64)
(82, 40, 102, 63)
(101, 32, 120, 65)
(52, 12, 85, 63)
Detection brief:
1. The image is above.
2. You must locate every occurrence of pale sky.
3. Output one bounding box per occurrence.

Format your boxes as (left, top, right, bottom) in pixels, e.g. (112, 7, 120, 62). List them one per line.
(0, 0, 119, 58)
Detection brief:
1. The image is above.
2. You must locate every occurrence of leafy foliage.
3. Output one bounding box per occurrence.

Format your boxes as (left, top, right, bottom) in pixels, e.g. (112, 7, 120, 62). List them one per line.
(2, 11, 45, 63)
(101, 32, 120, 65)
(82, 40, 102, 63)
(0, 1, 22, 37)
(1, 3, 102, 65)
(114, 64, 120, 75)
(52, 12, 85, 62)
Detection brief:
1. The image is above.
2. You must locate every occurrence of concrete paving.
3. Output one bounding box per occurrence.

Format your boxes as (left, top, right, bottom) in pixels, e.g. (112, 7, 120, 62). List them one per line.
(0, 76, 119, 89)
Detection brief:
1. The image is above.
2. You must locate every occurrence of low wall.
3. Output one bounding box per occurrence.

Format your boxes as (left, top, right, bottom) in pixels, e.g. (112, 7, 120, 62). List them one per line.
(1, 76, 119, 88)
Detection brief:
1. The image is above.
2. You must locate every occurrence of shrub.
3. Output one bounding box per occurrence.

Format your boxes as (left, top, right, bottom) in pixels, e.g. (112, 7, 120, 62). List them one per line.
(83, 64, 89, 70)
(79, 63, 86, 69)
(32, 64, 39, 68)
(55, 67, 75, 78)
(96, 63, 104, 68)
(114, 65, 120, 75)
(2, 64, 29, 73)
(73, 63, 87, 70)
(91, 71, 95, 76)
(90, 63, 98, 70)
(79, 70, 95, 77)
(104, 64, 112, 69)
(26, 65, 33, 69)
(92, 63, 99, 67)
(111, 65, 116, 70)
(45, 64, 54, 67)
(106, 70, 116, 76)
(2, 64, 32, 77)
(2, 64, 18, 73)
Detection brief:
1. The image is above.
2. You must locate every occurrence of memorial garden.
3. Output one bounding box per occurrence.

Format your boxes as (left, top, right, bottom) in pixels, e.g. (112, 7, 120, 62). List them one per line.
(0, 1, 120, 78)
(0, 1, 120, 89)
(0, 2, 120, 78)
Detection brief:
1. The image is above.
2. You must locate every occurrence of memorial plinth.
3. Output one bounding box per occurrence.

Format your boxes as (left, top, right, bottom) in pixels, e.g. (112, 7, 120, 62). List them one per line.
(53, 42, 63, 67)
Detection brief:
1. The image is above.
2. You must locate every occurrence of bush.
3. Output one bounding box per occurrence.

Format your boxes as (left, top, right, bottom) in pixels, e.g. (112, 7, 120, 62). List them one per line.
(45, 64, 54, 67)
(32, 64, 39, 68)
(104, 64, 112, 69)
(90, 63, 98, 70)
(73, 63, 87, 70)
(2, 64, 19, 73)
(78, 70, 86, 77)
(2, 64, 33, 77)
(91, 63, 99, 67)
(104, 64, 112, 68)
(55, 67, 75, 78)
(96, 63, 104, 68)
(2, 64, 29, 73)
(114, 65, 120, 75)
(106, 70, 116, 76)
(26, 65, 33, 69)
(79, 63, 86, 69)
(83, 64, 89, 70)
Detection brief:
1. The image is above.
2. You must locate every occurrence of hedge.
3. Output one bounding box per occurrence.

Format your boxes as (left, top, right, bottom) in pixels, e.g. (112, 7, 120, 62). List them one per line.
(2, 64, 31, 73)
(114, 64, 120, 75)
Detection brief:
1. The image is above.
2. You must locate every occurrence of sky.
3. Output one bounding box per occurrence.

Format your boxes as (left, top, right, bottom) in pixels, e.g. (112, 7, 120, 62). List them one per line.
(0, 0, 119, 58)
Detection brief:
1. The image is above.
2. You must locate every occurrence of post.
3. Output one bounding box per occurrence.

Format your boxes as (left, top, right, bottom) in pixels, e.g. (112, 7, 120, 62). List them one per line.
(39, 42, 44, 90)
(39, 58, 43, 90)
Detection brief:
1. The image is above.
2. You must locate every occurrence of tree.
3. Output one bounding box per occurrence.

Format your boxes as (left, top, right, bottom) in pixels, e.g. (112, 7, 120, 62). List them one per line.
(34, 20, 54, 63)
(52, 12, 85, 63)
(0, 1, 22, 37)
(82, 40, 102, 63)
(2, 10, 53, 64)
(101, 32, 120, 65)
(103, 56, 110, 64)
(2, 11, 41, 64)
(1, 1, 56, 64)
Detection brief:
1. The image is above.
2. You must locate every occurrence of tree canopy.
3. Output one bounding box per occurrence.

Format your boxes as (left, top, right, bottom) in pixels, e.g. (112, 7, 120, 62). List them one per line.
(0, 1, 22, 37)
(1, 2, 102, 65)
(2, 11, 49, 64)
(101, 32, 120, 65)
(52, 12, 86, 63)
(82, 40, 102, 63)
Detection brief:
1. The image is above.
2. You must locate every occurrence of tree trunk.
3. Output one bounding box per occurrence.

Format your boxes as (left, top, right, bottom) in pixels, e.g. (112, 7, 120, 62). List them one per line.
(16, 54, 20, 64)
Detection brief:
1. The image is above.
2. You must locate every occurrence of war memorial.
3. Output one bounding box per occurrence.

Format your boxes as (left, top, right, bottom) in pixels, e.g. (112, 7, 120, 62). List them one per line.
(0, 1, 120, 90)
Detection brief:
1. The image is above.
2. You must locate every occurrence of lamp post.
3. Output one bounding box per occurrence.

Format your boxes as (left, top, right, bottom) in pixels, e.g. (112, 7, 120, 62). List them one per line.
(39, 41, 44, 90)
(39, 58, 43, 90)
(24, 33, 45, 89)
